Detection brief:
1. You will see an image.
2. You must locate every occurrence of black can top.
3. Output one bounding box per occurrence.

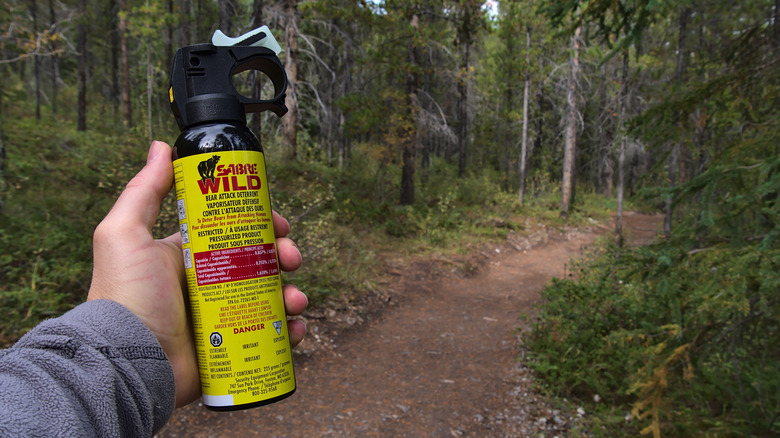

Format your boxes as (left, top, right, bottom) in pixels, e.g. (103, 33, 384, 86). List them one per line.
(169, 27, 288, 130)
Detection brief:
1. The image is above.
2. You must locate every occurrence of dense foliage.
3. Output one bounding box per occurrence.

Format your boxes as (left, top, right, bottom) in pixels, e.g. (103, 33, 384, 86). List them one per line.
(0, 118, 139, 342)
(530, 216, 779, 435)
(531, 236, 779, 436)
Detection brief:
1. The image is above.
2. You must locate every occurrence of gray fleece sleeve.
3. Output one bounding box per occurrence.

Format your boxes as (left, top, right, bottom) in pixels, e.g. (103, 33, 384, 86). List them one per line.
(0, 299, 175, 437)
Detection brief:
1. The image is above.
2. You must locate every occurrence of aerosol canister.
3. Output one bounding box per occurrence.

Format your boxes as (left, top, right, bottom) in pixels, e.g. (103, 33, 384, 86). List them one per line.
(168, 26, 295, 410)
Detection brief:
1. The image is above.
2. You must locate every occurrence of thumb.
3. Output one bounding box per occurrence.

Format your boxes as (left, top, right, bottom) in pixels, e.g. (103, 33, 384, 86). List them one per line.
(104, 141, 173, 233)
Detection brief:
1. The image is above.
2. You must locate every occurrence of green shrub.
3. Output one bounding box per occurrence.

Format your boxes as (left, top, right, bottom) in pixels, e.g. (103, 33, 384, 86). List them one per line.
(527, 237, 780, 437)
(0, 118, 149, 343)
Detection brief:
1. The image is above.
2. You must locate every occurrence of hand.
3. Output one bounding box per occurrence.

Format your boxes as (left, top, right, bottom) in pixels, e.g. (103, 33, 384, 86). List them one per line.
(87, 140, 307, 407)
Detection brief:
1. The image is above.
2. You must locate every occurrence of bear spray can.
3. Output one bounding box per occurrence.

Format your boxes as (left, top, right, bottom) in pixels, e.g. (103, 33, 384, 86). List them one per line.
(168, 26, 295, 410)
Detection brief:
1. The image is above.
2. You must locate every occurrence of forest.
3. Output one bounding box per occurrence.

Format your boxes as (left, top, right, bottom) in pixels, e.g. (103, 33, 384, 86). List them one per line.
(1, 0, 779, 436)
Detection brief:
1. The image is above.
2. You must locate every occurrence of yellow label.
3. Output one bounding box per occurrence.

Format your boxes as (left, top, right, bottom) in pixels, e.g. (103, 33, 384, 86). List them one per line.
(173, 150, 295, 408)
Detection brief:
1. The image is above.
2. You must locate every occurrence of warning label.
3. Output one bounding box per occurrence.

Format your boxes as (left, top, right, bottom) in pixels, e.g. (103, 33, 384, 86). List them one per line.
(173, 150, 295, 408)
(194, 244, 279, 285)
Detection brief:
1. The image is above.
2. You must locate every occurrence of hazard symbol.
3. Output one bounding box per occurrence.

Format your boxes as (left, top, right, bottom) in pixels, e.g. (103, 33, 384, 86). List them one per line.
(272, 320, 283, 335)
(209, 332, 223, 347)
(177, 199, 186, 220)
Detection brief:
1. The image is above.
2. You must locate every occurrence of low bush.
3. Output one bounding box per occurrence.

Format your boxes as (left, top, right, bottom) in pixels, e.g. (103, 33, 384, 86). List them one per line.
(527, 159, 780, 437)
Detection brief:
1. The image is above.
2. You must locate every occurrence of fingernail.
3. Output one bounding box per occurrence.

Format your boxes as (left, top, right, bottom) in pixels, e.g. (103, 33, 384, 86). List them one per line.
(147, 141, 162, 164)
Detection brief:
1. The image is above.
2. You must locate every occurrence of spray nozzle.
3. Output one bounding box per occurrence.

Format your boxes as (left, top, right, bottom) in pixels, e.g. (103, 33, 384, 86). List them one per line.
(169, 26, 288, 130)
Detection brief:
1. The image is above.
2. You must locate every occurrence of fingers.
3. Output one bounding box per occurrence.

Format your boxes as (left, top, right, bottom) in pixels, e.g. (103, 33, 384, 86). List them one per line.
(161, 231, 183, 250)
(276, 237, 301, 272)
(273, 213, 305, 347)
(104, 141, 173, 234)
(271, 210, 301, 272)
(272, 211, 290, 238)
(283, 285, 307, 348)
(288, 319, 306, 348)
(283, 284, 307, 316)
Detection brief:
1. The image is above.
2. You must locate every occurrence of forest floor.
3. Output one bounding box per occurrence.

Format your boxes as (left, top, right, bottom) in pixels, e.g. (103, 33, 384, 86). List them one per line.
(157, 212, 662, 438)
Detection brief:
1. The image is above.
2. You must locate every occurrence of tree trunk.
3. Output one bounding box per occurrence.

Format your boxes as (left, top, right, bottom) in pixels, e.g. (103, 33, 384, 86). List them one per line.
(77, 0, 88, 131)
(503, 90, 512, 190)
(0, 129, 5, 215)
(501, 11, 515, 190)
(664, 8, 690, 239)
(560, 26, 581, 220)
(249, 0, 264, 136)
(400, 110, 418, 205)
(534, 51, 544, 178)
(282, 0, 299, 161)
(219, 0, 234, 36)
(146, 43, 153, 142)
(400, 13, 421, 206)
(529, 38, 546, 180)
(250, 0, 264, 39)
(615, 51, 629, 247)
(338, 36, 352, 168)
(773, 0, 780, 54)
(109, 0, 119, 121)
(455, 0, 479, 178)
(31, 0, 41, 120)
(518, 16, 531, 205)
(49, 0, 59, 115)
(597, 63, 613, 197)
(119, 0, 132, 128)
(180, 0, 193, 45)
(196, 0, 206, 41)
(456, 36, 469, 178)
(166, 0, 174, 70)
(326, 25, 336, 166)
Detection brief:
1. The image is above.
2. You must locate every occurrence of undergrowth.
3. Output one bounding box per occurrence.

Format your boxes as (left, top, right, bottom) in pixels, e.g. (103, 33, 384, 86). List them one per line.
(0, 116, 613, 343)
(0, 117, 148, 344)
(526, 157, 780, 437)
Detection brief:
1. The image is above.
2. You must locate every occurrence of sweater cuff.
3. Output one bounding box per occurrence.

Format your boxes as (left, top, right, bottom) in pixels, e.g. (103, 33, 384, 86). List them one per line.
(59, 299, 176, 433)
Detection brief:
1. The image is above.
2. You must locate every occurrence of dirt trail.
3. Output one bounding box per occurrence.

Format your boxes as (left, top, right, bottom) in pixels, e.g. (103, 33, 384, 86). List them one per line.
(158, 213, 661, 438)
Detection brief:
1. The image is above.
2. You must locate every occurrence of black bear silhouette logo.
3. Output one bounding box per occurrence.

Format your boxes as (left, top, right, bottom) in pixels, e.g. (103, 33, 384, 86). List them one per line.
(197, 155, 220, 182)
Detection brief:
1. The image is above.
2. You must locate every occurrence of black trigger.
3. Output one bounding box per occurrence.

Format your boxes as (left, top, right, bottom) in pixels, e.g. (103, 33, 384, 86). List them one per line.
(235, 32, 267, 46)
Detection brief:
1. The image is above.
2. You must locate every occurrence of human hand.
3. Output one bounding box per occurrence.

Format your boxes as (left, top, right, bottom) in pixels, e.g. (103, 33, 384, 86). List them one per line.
(87, 140, 307, 407)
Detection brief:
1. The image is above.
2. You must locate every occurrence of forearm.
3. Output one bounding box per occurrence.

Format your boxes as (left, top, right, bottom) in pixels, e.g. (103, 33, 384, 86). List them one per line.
(0, 300, 175, 437)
